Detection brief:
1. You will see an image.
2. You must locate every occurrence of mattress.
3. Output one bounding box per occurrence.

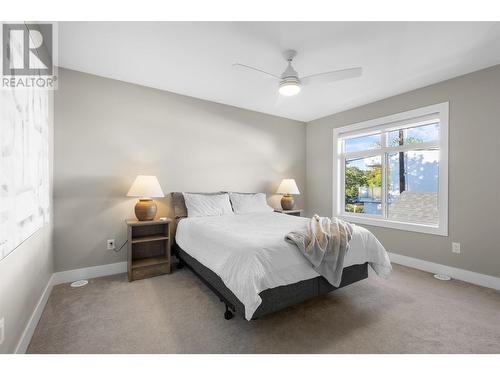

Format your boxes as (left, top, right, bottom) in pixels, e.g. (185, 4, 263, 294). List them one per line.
(176, 212, 391, 320)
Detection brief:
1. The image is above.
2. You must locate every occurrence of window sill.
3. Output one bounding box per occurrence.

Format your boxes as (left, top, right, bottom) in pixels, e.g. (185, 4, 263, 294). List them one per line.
(339, 214, 448, 236)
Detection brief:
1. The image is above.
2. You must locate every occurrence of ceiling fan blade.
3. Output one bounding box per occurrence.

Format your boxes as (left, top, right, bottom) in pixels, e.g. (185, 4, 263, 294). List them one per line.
(301, 67, 362, 86)
(232, 63, 280, 79)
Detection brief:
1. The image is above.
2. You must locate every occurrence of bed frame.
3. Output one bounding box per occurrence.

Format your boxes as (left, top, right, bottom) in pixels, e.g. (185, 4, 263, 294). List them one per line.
(170, 192, 368, 320)
(174, 244, 368, 320)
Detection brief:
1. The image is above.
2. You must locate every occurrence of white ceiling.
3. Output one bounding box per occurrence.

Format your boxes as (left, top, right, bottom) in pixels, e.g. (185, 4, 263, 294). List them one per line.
(58, 22, 500, 122)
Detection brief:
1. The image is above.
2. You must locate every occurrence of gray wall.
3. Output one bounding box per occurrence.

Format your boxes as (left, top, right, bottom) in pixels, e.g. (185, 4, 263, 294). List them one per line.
(306, 65, 500, 277)
(54, 68, 306, 272)
(0, 94, 54, 354)
(54, 65, 500, 277)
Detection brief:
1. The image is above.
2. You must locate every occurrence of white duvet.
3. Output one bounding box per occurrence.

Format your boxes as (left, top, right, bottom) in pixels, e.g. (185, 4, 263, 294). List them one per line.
(176, 212, 392, 320)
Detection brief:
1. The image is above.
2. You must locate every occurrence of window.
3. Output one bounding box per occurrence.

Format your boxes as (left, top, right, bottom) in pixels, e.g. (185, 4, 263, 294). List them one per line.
(0, 88, 50, 260)
(333, 103, 448, 235)
(0, 24, 52, 261)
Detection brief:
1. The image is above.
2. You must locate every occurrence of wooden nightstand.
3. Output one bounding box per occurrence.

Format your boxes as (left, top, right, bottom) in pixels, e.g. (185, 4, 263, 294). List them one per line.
(126, 219, 171, 281)
(274, 209, 303, 217)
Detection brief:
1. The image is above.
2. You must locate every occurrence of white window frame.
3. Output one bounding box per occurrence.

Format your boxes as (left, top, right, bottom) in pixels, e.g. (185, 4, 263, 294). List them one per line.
(333, 102, 449, 236)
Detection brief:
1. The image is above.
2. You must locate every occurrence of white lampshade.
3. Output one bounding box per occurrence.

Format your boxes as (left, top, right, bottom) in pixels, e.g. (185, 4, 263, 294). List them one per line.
(276, 179, 300, 195)
(126, 175, 164, 198)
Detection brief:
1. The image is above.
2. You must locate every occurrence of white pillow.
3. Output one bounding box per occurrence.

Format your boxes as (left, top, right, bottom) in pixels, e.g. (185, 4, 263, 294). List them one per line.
(229, 192, 274, 214)
(183, 193, 234, 217)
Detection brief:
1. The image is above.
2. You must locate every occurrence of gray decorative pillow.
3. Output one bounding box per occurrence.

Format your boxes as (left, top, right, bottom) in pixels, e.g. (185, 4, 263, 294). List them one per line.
(171, 192, 187, 218)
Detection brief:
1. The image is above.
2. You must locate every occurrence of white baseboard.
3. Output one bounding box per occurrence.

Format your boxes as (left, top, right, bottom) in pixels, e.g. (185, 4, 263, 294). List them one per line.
(52, 261, 127, 285)
(388, 252, 500, 291)
(14, 261, 127, 353)
(15, 274, 54, 354)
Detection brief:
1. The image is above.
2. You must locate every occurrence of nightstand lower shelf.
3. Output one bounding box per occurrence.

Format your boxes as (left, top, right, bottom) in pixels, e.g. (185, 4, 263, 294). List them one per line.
(131, 256, 169, 269)
(130, 261, 170, 281)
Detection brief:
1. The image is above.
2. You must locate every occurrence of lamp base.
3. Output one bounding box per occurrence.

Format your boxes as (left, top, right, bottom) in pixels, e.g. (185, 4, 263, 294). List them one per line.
(280, 194, 295, 210)
(135, 199, 157, 221)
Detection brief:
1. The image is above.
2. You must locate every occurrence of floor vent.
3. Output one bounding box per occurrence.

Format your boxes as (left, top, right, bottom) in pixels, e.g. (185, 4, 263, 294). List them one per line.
(434, 274, 451, 281)
(70, 280, 89, 288)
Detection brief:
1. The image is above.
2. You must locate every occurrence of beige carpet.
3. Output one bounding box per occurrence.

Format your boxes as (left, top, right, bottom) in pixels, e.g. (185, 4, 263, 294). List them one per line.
(27, 264, 500, 354)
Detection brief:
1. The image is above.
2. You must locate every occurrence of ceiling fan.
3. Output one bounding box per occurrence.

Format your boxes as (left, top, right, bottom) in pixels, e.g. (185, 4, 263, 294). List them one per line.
(233, 49, 362, 96)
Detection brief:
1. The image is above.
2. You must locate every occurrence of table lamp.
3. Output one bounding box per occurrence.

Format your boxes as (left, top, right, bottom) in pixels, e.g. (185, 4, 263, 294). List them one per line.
(276, 178, 300, 210)
(127, 175, 165, 221)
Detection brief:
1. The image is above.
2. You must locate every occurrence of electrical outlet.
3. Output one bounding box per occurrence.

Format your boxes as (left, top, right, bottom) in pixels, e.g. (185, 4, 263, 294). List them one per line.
(0, 317, 5, 346)
(107, 239, 115, 250)
(452, 242, 461, 254)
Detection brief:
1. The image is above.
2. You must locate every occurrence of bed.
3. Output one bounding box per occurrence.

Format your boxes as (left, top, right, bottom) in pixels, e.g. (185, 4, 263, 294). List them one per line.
(171, 193, 392, 320)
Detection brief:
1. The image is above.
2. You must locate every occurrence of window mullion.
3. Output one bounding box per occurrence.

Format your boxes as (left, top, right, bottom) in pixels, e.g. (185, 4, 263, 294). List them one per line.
(381, 132, 388, 219)
(339, 155, 345, 215)
(343, 149, 383, 159)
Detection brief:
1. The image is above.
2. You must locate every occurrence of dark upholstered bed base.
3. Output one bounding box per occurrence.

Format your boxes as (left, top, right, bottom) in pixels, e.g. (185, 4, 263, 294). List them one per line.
(174, 245, 368, 320)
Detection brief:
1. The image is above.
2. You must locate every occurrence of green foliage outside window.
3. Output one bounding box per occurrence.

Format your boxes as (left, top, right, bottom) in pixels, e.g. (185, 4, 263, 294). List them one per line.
(345, 165, 381, 202)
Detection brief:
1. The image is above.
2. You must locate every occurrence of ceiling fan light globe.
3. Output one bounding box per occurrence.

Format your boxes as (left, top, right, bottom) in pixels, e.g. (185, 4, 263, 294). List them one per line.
(279, 81, 301, 96)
